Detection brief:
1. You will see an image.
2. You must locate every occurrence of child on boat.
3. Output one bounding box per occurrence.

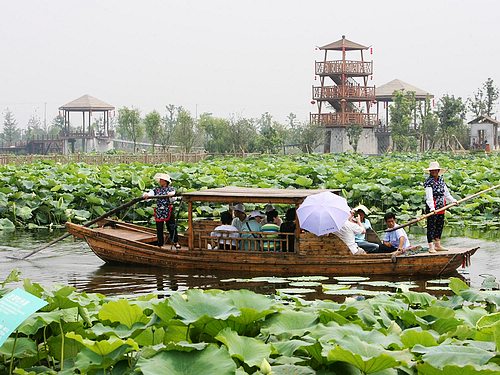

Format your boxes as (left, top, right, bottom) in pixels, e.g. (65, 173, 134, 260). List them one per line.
(143, 173, 180, 249)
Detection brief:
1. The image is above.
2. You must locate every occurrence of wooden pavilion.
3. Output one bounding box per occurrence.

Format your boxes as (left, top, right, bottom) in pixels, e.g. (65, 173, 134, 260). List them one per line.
(374, 79, 433, 152)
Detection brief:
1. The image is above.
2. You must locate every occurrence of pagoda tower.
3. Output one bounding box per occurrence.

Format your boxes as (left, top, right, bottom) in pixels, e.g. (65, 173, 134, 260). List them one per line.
(311, 36, 377, 153)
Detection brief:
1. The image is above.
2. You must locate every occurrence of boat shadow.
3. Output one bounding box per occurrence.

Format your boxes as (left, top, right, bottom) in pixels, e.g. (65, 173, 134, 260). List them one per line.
(73, 263, 466, 301)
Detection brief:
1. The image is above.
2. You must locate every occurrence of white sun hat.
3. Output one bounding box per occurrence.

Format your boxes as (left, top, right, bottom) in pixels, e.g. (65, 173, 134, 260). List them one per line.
(423, 161, 447, 175)
(353, 204, 371, 215)
(154, 173, 172, 183)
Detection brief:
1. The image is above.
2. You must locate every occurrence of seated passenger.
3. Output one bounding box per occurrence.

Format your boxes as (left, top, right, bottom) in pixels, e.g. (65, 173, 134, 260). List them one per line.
(231, 203, 246, 231)
(210, 211, 239, 250)
(353, 205, 379, 253)
(381, 212, 411, 255)
(334, 211, 366, 255)
(261, 209, 281, 251)
(241, 210, 265, 251)
(280, 207, 296, 252)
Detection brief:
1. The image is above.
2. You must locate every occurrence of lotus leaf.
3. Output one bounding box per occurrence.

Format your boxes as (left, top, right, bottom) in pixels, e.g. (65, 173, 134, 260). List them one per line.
(261, 310, 318, 337)
(416, 362, 500, 375)
(324, 336, 404, 374)
(136, 344, 236, 375)
(0, 218, 15, 230)
(66, 332, 139, 355)
(168, 289, 239, 325)
(215, 327, 271, 367)
(98, 299, 149, 328)
(0, 337, 37, 358)
(412, 344, 496, 368)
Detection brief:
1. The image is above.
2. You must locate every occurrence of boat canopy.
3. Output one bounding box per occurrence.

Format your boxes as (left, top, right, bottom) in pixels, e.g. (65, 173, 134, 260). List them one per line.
(182, 186, 341, 204)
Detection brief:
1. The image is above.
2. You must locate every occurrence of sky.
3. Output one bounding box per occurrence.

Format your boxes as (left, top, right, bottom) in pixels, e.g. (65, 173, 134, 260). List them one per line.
(1, 0, 500, 129)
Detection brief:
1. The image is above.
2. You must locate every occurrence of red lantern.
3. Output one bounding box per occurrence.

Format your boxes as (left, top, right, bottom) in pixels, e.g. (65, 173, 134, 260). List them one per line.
(311, 100, 316, 105)
(370, 47, 373, 55)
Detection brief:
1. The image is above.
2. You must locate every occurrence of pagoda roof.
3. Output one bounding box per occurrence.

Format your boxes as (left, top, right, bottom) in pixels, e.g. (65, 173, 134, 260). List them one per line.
(59, 94, 114, 111)
(319, 36, 368, 51)
(375, 79, 433, 101)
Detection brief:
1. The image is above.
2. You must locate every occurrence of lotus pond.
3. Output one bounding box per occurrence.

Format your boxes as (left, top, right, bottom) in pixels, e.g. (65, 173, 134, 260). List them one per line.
(0, 152, 498, 230)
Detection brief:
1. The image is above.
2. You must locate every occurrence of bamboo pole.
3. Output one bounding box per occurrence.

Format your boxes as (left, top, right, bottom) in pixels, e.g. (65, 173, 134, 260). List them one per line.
(386, 184, 500, 232)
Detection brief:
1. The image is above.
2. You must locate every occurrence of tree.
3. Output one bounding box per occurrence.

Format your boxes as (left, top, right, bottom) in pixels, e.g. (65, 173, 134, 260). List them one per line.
(436, 95, 466, 150)
(144, 110, 162, 153)
(346, 124, 363, 153)
(389, 90, 418, 151)
(467, 78, 499, 118)
(483, 78, 499, 117)
(418, 98, 439, 150)
(228, 116, 259, 153)
(117, 107, 143, 152)
(48, 114, 65, 136)
(172, 109, 200, 152)
(158, 104, 179, 152)
(290, 120, 323, 153)
(26, 113, 44, 139)
(1, 108, 21, 145)
(256, 112, 285, 153)
(199, 113, 232, 153)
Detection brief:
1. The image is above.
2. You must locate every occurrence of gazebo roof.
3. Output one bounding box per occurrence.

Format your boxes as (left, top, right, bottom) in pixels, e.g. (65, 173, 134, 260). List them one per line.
(319, 35, 368, 51)
(376, 79, 433, 101)
(59, 94, 114, 111)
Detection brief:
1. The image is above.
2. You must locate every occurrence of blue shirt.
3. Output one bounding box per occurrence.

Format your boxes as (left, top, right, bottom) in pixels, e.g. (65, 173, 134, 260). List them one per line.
(355, 218, 372, 242)
(383, 227, 410, 249)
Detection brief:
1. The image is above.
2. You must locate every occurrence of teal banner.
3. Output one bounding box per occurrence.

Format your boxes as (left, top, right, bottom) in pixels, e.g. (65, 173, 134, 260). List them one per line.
(0, 288, 48, 347)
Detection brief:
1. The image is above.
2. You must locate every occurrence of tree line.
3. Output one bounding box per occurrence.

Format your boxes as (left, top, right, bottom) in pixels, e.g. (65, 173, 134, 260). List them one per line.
(1, 78, 498, 153)
(388, 78, 498, 151)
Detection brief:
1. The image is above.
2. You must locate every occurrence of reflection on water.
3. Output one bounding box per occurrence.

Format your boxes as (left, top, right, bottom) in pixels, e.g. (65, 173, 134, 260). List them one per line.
(0, 228, 498, 299)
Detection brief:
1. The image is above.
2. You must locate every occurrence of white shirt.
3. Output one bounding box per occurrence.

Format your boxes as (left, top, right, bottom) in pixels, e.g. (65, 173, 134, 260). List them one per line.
(211, 224, 239, 246)
(335, 221, 365, 255)
(425, 185, 456, 210)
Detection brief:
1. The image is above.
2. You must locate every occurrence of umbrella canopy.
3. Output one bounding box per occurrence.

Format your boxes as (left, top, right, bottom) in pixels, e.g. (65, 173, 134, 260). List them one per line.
(297, 192, 351, 236)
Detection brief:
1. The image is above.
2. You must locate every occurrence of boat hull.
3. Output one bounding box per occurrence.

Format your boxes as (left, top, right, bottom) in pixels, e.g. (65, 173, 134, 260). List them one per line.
(67, 221, 478, 277)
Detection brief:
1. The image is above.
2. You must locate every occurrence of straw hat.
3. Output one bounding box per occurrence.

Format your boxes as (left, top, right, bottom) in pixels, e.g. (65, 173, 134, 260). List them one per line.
(423, 161, 446, 175)
(154, 173, 172, 183)
(353, 204, 371, 215)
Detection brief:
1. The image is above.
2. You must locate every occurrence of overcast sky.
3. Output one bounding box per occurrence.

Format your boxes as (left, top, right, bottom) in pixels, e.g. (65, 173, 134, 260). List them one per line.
(1, 0, 499, 128)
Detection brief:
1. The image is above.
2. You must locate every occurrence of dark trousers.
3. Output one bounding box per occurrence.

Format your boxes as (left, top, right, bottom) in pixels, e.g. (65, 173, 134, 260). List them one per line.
(368, 243, 396, 253)
(426, 214, 444, 243)
(155, 217, 178, 246)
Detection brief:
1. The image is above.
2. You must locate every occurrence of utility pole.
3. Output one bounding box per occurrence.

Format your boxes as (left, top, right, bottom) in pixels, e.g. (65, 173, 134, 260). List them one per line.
(44, 102, 47, 132)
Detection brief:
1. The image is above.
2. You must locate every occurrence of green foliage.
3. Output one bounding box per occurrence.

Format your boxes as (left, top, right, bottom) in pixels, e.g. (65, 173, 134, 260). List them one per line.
(1, 278, 499, 374)
(172, 108, 201, 152)
(468, 78, 499, 117)
(117, 107, 143, 152)
(1, 108, 21, 145)
(0, 153, 499, 230)
(437, 95, 466, 149)
(346, 124, 363, 153)
(143, 110, 162, 152)
(390, 90, 418, 151)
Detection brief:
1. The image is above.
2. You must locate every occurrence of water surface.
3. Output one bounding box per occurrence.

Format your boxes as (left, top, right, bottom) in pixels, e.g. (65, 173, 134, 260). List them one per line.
(1, 229, 498, 298)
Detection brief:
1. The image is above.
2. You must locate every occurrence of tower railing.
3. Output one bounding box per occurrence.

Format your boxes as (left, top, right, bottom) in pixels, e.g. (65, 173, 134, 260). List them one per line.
(310, 112, 378, 127)
(315, 60, 373, 76)
(313, 85, 376, 101)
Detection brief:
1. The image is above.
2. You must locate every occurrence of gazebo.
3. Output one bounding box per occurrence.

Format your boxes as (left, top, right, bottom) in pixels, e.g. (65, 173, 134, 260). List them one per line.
(375, 79, 433, 128)
(59, 94, 115, 137)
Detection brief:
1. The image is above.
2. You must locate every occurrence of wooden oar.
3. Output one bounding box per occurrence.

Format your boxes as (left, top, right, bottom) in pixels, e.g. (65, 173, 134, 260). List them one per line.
(386, 183, 500, 232)
(12, 194, 178, 260)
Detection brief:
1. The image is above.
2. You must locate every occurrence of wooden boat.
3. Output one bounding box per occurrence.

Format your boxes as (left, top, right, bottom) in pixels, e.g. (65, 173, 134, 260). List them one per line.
(66, 187, 478, 276)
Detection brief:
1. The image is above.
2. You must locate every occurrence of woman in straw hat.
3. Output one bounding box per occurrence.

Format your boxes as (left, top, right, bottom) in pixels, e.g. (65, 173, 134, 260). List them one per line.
(143, 173, 180, 249)
(423, 161, 457, 253)
(353, 204, 380, 253)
